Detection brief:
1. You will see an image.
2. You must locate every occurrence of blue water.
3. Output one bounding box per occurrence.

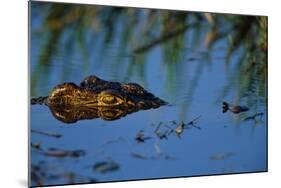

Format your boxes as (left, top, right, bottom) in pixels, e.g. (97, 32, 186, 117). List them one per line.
(30, 2, 267, 187)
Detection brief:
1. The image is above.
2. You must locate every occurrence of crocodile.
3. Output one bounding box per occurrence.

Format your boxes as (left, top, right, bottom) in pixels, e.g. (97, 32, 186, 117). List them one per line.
(31, 75, 167, 123)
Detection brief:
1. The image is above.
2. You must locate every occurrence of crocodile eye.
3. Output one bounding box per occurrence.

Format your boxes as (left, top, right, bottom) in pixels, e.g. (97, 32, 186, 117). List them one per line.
(102, 96, 116, 104)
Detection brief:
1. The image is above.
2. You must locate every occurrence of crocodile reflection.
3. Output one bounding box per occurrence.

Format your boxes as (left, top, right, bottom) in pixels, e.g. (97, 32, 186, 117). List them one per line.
(31, 75, 167, 123)
(49, 104, 145, 123)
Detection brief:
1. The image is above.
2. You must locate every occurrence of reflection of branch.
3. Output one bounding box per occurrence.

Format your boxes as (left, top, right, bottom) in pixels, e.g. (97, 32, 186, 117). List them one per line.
(244, 112, 264, 121)
(133, 23, 198, 54)
(187, 115, 202, 129)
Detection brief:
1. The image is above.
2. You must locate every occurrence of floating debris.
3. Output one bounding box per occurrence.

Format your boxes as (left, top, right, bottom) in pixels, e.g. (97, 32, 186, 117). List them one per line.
(31, 162, 96, 186)
(38, 148, 86, 158)
(31, 142, 42, 150)
(244, 112, 264, 121)
(154, 123, 171, 140)
(93, 160, 120, 173)
(31, 129, 62, 138)
(186, 116, 201, 129)
(154, 131, 169, 140)
(31, 96, 48, 105)
(174, 122, 185, 138)
(31, 165, 44, 186)
(130, 152, 148, 160)
(222, 101, 249, 114)
(153, 116, 201, 139)
(135, 130, 152, 143)
(209, 152, 235, 161)
(174, 116, 202, 138)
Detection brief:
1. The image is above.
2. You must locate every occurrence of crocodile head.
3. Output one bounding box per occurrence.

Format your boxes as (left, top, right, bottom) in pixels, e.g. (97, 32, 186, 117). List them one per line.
(47, 79, 167, 109)
(32, 75, 167, 123)
(47, 83, 133, 108)
(47, 83, 98, 107)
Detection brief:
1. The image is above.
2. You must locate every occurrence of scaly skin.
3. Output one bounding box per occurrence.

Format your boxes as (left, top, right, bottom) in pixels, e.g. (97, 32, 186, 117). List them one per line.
(31, 75, 167, 122)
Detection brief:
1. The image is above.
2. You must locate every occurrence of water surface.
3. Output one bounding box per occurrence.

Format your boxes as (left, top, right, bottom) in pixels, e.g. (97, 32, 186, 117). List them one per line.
(30, 2, 267, 186)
